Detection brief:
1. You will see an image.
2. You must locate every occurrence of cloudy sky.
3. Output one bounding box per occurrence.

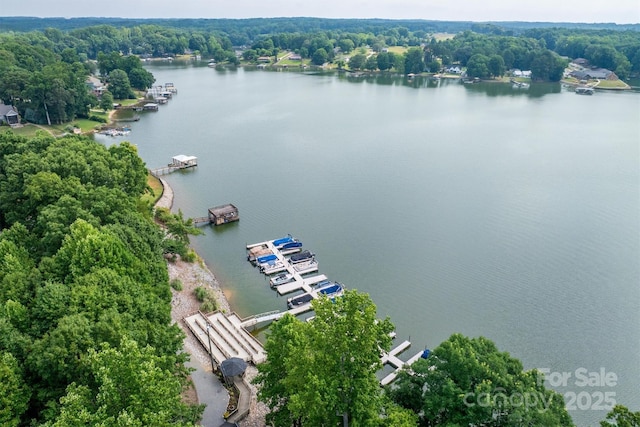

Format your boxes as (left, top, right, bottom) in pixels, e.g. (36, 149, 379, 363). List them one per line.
(2, 0, 639, 24)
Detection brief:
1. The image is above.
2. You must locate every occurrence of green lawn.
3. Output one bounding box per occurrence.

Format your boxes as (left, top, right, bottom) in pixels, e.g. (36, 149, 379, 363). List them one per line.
(141, 172, 164, 207)
(594, 79, 630, 89)
(0, 124, 50, 138)
(386, 46, 408, 55)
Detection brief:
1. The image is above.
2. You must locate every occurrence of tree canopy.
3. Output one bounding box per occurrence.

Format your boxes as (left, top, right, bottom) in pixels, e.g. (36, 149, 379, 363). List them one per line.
(254, 289, 417, 427)
(0, 131, 201, 426)
(388, 333, 574, 426)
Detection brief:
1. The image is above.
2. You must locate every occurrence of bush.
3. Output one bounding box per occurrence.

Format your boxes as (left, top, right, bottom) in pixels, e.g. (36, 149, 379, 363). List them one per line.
(194, 286, 207, 302)
(170, 278, 183, 291)
(182, 249, 197, 263)
(88, 114, 107, 123)
(194, 286, 217, 312)
(200, 299, 216, 313)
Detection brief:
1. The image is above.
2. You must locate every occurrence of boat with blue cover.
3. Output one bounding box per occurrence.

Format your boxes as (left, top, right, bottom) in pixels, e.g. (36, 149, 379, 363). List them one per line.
(315, 282, 344, 299)
(256, 254, 277, 264)
(272, 235, 295, 247)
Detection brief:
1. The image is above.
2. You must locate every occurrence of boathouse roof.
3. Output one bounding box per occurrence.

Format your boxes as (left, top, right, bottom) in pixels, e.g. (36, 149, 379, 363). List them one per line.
(172, 154, 197, 163)
(209, 204, 238, 216)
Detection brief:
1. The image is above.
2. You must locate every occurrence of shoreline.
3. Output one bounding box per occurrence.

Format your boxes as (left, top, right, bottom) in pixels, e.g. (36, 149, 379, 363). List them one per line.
(157, 176, 267, 426)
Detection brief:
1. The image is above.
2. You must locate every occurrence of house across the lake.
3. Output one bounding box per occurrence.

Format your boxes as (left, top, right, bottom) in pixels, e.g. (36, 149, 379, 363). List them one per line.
(0, 103, 20, 127)
(570, 68, 617, 80)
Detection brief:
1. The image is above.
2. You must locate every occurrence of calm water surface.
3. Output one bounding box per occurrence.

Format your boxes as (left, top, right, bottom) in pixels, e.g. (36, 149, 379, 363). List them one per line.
(98, 63, 639, 426)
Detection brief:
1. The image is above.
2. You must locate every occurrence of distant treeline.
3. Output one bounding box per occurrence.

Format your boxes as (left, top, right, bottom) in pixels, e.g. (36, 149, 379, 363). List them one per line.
(1, 17, 639, 125)
(1, 16, 638, 35)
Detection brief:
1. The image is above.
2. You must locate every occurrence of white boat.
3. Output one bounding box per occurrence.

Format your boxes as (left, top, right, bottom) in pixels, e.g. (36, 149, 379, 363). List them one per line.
(575, 86, 594, 95)
(293, 259, 318, 274)
(270, 273, 295, 288)
(511, 79, 530, 89)
(261, 261, 287, 275)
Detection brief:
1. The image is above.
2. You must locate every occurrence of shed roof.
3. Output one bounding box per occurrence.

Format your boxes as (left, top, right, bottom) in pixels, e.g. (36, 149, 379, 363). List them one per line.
(172, 155, 197, 163)
(209, 204, 238, 216)
(0, 103, 18, 116)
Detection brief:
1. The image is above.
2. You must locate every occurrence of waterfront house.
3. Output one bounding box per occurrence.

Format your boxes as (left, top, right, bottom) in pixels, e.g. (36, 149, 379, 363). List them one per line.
(570, 68, 616, 80)
(86, 76, 105, 96)
(0, 103, 20, 126)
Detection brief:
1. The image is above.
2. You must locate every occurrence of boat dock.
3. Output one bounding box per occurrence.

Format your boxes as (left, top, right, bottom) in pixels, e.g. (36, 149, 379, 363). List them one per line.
(150, 154, 198, 176)
(380, 340, 426, 386)
(185, 234, 426, 391)
(246, 239, 324, 297)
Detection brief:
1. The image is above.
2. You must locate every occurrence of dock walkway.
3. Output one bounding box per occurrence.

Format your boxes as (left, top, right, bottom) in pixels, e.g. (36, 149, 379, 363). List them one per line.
(184, 311, 266, 365)
(380, 341, 425, 386)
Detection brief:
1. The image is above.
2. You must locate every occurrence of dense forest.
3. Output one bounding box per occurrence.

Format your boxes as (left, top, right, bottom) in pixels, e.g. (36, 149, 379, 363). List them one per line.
(0, 131, 204, 425)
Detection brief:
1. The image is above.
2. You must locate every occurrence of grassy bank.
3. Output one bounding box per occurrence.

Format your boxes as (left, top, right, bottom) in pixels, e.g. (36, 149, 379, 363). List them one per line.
(142, 172, 164, 207)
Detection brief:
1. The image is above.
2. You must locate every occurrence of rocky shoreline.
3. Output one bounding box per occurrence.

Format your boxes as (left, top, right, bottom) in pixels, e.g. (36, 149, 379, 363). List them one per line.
(156, 176, 268, 426)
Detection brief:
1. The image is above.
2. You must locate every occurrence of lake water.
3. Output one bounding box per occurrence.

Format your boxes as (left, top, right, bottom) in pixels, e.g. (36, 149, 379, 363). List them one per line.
(97, 62, 639, 426)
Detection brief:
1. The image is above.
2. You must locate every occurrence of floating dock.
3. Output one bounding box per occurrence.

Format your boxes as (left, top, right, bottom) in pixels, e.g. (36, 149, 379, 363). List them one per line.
(247, 238, 322, 298)
(185, 235, 427, 387)
(380, 341, 426, 386)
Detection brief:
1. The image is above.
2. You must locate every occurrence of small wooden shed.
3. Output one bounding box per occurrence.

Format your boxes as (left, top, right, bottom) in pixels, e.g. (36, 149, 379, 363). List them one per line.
(208, 204, 239, 226)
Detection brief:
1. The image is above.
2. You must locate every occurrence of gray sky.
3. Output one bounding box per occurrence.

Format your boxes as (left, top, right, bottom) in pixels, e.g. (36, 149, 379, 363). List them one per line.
(2, 0, 639, 24)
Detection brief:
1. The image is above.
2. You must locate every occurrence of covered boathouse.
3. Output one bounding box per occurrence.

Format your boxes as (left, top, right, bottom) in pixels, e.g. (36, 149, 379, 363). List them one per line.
(171, 155, 198, 169)
(208, 204, 239, 226)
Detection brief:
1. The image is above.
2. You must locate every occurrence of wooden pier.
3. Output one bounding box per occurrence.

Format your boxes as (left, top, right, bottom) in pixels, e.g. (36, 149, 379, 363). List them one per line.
(149, 155, 198, 176)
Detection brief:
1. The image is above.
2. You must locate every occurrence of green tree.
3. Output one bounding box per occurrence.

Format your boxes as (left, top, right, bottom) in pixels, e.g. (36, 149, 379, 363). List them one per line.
(128, 67, 155, 90)
(99, 90, 114, 112)
(107, 69, 134, 100)
(404, 47, 425, 74)
(365, 55, 378, 71)
(349, 53, 366, 70)
(255, 290, 397, 426)
(0, 352, 31, 427)
(488, 54, 506, 77)
(530, 50, 566, 81)
(46, 337, 202, 427)
(388, 333, 573, 427)
(601, 405, 640, 427)
(311, 48, 328, 66)
(377, 52, 392, 71)
(338, 38, 355, 53)
(466, 53, 491, 78)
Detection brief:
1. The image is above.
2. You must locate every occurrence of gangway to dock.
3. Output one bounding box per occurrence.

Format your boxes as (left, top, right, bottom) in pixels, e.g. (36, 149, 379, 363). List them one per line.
(149, 154, 197, 176)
